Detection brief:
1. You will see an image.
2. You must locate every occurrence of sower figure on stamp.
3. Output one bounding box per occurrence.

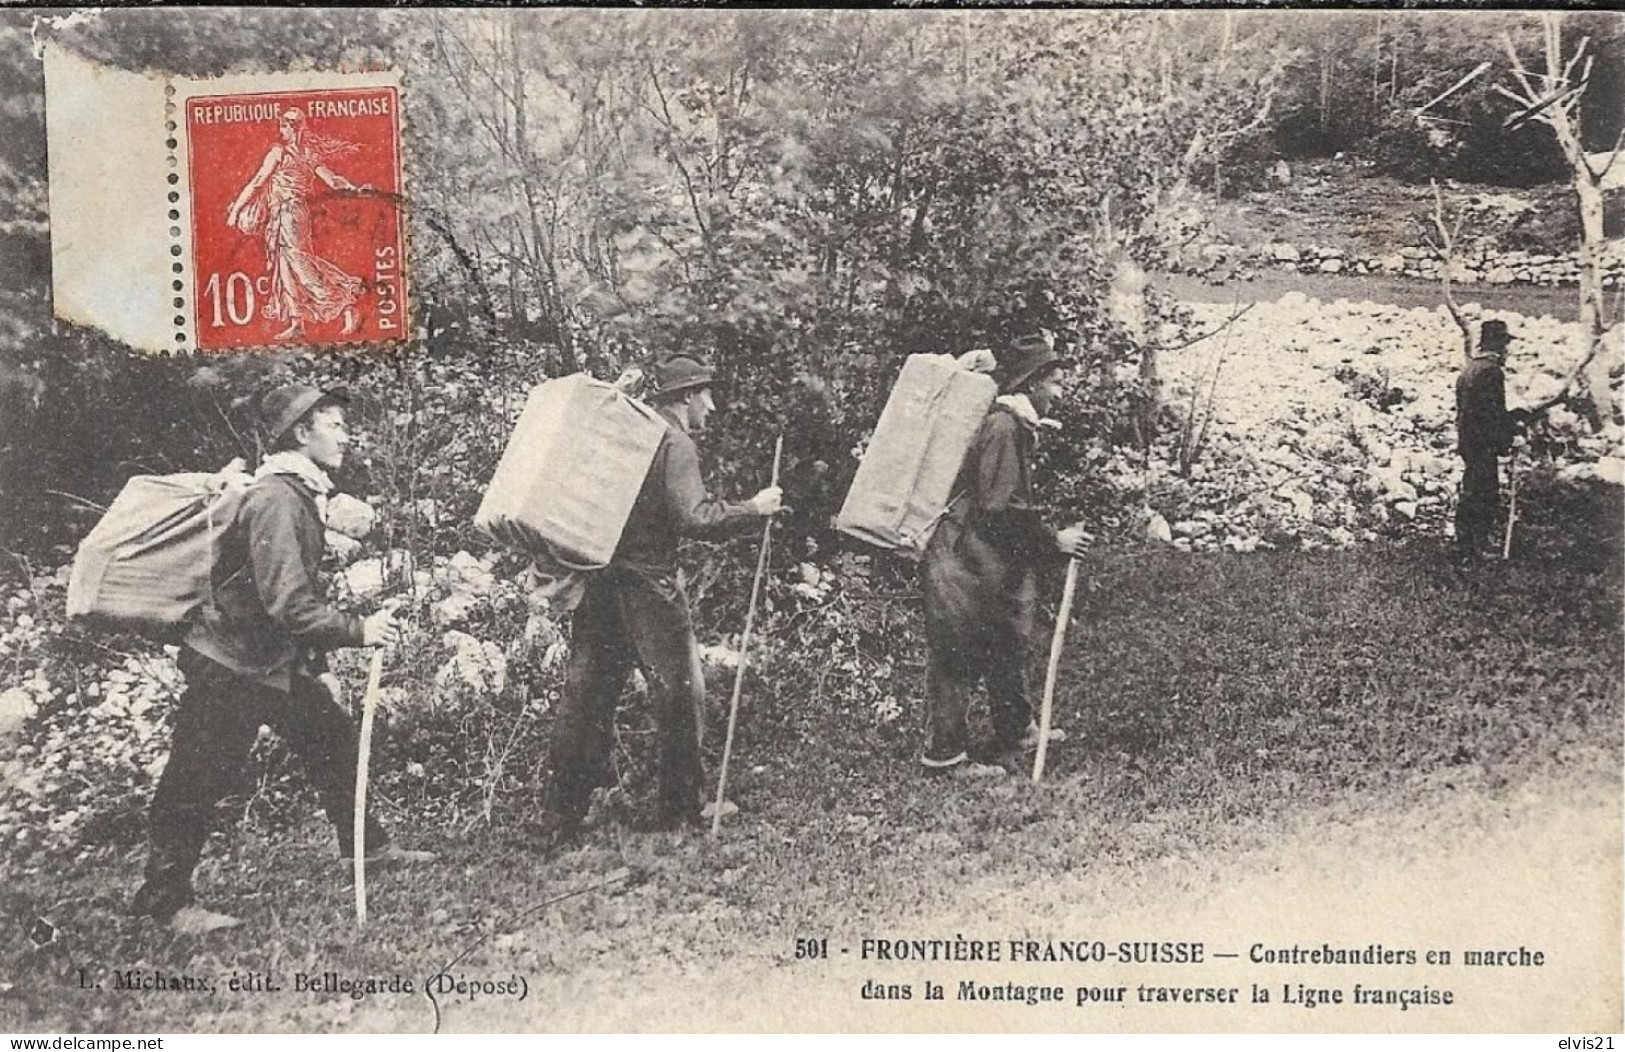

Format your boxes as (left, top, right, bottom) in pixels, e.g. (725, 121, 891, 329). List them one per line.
(226, 109, 369, 341)
(1454, 319, 1530, 564)
(921, 334, 1089, 778)
(538, 355, 783, 845)
(132, 386, 434, 935)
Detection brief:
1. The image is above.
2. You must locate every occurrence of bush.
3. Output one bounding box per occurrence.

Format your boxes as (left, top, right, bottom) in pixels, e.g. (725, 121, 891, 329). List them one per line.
(1367, 109, 1452, 182)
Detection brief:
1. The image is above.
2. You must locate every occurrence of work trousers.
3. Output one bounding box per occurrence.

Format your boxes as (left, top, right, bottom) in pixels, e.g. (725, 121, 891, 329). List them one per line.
(544, 569, 706, 829)
(133, 648, 385, 919)
(922, 619, 1034, 767)
(1454, 454, 1502, 555)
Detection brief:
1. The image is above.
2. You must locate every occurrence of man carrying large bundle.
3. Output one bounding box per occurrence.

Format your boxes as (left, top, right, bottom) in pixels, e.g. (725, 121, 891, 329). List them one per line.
(539, 355, 783, 842)
(132, 385, 434, 935)
(921, 334, 1088, 777)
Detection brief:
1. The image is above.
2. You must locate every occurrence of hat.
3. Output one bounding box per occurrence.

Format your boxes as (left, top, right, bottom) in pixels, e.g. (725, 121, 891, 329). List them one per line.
(997, 332, 1065, 394)
(648, 355, 717, 401)
(260, 384, 348, 447)
(1480, 319, 1513, 344)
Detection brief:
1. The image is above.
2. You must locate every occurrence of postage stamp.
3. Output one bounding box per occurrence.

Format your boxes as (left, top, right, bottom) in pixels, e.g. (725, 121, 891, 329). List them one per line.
(185, 87, 406, 350)
(43, 45, 406, 353)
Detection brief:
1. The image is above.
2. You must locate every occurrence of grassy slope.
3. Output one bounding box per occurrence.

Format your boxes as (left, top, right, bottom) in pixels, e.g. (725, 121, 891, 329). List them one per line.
(1202, 163, 1577, 260)
(1, 481, 1618, 1034)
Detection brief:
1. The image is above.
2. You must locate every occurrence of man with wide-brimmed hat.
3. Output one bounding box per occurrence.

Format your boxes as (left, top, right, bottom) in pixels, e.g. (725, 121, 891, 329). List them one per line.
(132, 384, 432, 935)
(1454, 319, 1529, 562)
(539, 354, 783, 841)
(920, 333, 1089, 777)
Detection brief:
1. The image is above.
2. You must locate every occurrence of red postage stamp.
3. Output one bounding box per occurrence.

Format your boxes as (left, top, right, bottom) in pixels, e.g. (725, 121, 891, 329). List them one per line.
(185, 86, 406, 351)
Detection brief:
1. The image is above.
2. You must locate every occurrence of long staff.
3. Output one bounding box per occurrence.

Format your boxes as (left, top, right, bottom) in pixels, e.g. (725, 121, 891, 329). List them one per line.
(1033, 558, 1080, 784)
(354, 648, 385, 927)
(711, 434, 783, 835)
(1502, 453, 1520, 561)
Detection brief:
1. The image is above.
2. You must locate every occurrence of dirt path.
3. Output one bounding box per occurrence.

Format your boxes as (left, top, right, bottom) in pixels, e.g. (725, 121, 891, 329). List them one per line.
(397, 753, 1620, 1034)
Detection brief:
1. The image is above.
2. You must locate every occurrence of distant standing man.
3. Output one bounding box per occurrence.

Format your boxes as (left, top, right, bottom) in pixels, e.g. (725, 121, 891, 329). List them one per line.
(133, 385, 433, 935)
(921, 334, 1088, 777)
(540, 355, 783, 840)
(1454, 320, 1528, 561)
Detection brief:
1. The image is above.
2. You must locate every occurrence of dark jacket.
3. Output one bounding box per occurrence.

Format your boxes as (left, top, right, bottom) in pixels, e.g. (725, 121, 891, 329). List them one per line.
(1456, 356, 1514, 460)
(186, 473, 362, 692)
(923, 404, 1059, 647)
(611, 409, 758, 580)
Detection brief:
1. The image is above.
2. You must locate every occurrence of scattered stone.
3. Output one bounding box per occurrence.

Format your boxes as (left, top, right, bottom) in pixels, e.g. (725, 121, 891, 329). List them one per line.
(342, 559, 386, 598)
(0, 688, 34, 740)
(435, 631, 508, 695)
(325, 494, 377, 540)
(325, 531, 362, 565)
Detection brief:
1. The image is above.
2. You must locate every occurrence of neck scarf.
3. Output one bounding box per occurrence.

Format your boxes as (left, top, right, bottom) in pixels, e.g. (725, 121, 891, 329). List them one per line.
(256, 450, 333, 521)
(995, 393, 1043, 431)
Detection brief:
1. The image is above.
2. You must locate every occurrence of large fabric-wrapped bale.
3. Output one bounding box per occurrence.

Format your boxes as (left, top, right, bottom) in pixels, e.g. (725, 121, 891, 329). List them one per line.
(476, 374, 668, 574)
(67, 468, 251, 632)
(836, 354, 997, 553)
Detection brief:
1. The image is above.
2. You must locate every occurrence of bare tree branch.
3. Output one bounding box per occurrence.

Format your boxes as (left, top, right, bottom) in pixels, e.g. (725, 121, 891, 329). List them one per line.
(1161, 301, 1256, 352)
(1425, 179, 1472, 352)
(643, 61, 714, 256)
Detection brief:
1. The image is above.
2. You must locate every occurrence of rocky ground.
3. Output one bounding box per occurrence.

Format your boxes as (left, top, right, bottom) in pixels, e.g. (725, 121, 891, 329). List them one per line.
(1142, 293, 1622, 554)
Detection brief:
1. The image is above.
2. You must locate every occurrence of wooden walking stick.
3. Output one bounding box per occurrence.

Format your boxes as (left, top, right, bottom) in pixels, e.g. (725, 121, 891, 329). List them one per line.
(353, 648, 384, 927)
(1033, 557, 1080, 784)
(711, 434, 783, 835)
(1502, 453, 1520, 562)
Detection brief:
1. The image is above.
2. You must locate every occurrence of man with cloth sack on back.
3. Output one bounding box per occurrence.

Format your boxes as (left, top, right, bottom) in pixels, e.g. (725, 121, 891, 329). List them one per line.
(537, 354, 784, 844)
(921, 333, 1089, 778)
(132, 384, 434, 935)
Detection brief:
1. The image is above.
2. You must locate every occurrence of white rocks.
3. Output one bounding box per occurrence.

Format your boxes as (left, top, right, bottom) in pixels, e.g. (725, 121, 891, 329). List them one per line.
(0, 687, 35, 740)
(432, 591, 481, 628)
(342, 559, 387, 598)
(700, 644, 742, 670)
(1561, 458, 1625, 486)
(434, 631, 507, 695)
(1155, 294, 1619, 552)
(1277, 486, 1315, 520)
(446, 551, 497, 596)
(324, 531, 362, 565)
(325, 494, 377, 540)
(340, 550, 412, 598)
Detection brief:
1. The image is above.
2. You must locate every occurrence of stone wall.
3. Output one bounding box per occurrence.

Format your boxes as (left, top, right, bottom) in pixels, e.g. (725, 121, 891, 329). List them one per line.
(1181, 241, 1625, 290)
